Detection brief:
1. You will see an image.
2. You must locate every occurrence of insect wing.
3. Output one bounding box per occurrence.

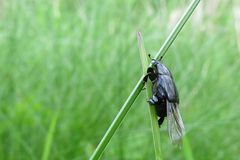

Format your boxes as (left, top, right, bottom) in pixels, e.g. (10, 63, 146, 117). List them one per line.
(166, 101, 185, 143)
(158, 75, 179, 103)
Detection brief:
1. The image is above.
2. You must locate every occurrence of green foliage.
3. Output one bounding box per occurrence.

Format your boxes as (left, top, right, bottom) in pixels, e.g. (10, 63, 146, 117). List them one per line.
(0, 0, 239, 159)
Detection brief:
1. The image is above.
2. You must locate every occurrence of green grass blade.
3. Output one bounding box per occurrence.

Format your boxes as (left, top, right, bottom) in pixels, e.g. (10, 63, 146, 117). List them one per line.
(183, 136, 194, 160)
(138, 32, 163, 160)
(41, 110, 59, 160)
(90, 78, 145, 160)
(155, 0, 201, 60)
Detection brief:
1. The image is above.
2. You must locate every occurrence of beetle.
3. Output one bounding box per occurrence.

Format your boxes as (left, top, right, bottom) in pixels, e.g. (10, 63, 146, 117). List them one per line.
(143, 58, 185, 143)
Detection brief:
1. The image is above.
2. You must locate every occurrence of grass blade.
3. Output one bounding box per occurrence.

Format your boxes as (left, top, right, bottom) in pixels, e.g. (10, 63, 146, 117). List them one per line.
(155, 0, 200, 60)
(90, 78, 145, 160)
(41, 110, 59, 160)
(138, 32, 163, 160)
(183, 136, 194, 160)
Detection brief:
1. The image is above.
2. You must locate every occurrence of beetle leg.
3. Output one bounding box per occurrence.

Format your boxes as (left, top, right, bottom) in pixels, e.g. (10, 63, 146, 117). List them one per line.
(143, 74, 149, 82)
(147, 99, 155, 105)
(147, 95, 158, 105)
(158, 117, 164, 127)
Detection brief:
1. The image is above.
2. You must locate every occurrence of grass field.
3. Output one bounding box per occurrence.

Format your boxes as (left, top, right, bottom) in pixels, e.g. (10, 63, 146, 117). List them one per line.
(0, 0, 240, 159)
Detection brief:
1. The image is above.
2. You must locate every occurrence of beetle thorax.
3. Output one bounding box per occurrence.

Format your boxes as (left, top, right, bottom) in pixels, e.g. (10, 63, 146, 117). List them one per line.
(155, 63, 172, 76)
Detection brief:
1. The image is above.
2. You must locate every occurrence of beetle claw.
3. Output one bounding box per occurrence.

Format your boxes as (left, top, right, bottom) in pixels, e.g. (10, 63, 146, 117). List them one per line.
(143, 74, 149, 82)
(147, 99, 155, 105)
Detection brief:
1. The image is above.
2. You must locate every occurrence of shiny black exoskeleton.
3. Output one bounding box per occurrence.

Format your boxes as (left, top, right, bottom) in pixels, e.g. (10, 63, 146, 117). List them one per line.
(143, 59, 179, 127)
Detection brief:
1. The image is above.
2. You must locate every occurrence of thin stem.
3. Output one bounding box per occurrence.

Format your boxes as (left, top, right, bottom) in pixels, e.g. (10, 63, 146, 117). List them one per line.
(42, 110, 60, 160)
(89, 1, 200, 159)
(156, 0, 200, 60)
(138, 32, 162, 160)
(182, 136, 195, 160)
(90, 78, 145, 160)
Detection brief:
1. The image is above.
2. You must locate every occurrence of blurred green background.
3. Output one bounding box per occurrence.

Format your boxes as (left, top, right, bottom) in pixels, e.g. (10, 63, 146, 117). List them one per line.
(1, 0, 240, 159)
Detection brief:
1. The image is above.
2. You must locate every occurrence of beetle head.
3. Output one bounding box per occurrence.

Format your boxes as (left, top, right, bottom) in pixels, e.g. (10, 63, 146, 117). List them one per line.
(147, 67, 157, 82)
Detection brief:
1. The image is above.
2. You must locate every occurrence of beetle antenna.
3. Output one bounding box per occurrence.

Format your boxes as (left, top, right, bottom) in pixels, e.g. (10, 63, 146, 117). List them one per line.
(148, 54, 154, 61)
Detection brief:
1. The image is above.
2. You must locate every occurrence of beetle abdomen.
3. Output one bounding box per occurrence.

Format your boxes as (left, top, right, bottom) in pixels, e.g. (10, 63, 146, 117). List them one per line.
(155, 100, 167, 117)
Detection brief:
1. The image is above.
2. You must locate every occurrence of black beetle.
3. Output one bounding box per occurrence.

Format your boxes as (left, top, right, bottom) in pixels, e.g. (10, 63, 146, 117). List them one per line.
(143, 59, 184, 143)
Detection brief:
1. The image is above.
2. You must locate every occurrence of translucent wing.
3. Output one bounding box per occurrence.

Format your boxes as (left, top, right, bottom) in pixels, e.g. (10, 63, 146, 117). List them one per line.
(167, 101, 185, 144)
